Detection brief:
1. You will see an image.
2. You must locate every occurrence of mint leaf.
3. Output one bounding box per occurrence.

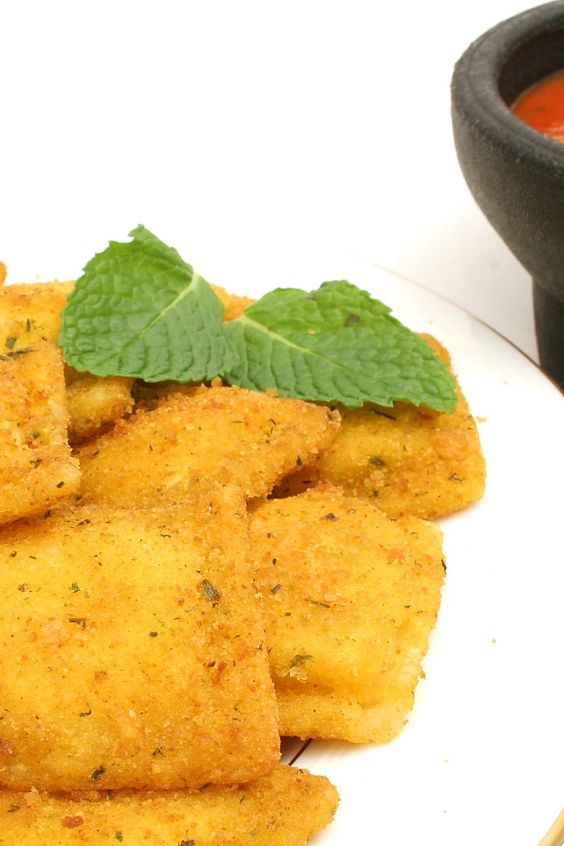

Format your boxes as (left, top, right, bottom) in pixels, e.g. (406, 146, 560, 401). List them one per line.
(58, 225, 237, 382)
(59, 231, 457, 412)
(223, 281, 457, 411)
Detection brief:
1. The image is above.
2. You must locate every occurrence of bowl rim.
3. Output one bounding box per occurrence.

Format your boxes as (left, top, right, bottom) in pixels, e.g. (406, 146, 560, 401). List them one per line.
(451, 0, 564, 174)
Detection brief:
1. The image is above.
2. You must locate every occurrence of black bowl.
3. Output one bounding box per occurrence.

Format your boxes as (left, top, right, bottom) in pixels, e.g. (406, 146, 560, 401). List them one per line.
(451, 1, 564, 387)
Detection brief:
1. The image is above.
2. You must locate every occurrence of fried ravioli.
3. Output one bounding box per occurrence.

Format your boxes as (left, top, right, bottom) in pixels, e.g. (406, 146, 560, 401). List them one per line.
(0, 485, 279, 791)
(77, 385, 340, 506)
(0, 340, 80, 526)
(0, 282, 134, 440)
(0, 281, 73, 345)
(249, 487, 444, 743)
(64, 372, 135, 443)
(0, 766, 338, 845)
(275, 336, 485, 519)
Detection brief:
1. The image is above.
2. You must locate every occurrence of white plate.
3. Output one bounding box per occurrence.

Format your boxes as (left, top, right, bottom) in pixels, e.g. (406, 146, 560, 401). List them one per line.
(267, 259, 563, 846)
(7, 252, 563, 845)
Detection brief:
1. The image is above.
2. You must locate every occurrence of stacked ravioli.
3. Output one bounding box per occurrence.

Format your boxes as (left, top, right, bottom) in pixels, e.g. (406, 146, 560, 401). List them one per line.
(0, 278, 485, 843)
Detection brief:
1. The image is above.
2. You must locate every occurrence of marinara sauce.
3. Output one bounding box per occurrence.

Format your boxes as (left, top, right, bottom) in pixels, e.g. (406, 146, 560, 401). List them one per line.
(512, 69, 564, 143)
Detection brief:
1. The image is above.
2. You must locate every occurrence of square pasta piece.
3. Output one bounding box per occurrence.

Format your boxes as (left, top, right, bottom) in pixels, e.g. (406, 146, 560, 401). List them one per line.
(0, 485, 279, 791)
(0, 339, 80, 526)
(249, 486, 445, 743)
(0, 765, 338, 845)
(275, 335, 485, 520)
(0, 281, 134, 442)
(77, 385, 340, 506)
(0, 281, 73, 345)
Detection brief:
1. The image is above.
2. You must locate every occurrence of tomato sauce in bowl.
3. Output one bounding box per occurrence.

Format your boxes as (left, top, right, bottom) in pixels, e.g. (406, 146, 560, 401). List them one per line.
(512, 69, 564, 143)
(452, 1, 564, 387)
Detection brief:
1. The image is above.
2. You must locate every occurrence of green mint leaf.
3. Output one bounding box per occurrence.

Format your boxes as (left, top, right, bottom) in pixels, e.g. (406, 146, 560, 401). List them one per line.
(58, 225, 237, 382)
(223, 280, 457, 411)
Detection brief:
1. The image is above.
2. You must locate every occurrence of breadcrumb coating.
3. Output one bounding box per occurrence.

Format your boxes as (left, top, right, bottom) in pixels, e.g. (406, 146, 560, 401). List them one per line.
(249, 486, 444, 742)
(275, 336, 485, 519)
(0, 486, 279, 791)
(78, 385, 340, 506)
(0, 766, 338, 845)
(0, 340, 80, 526)
(0, 282, 134, 441)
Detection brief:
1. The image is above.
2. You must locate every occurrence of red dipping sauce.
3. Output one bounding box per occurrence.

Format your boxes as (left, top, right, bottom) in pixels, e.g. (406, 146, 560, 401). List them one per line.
(512, 69, 564, 143)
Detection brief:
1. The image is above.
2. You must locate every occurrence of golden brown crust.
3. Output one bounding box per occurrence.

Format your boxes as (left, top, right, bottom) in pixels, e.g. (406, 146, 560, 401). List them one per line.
(0, 340, 80, 526)
(65, 375, 134, 443)
(249, 486, 444, 742)
(77, 385, 341, 506)
(0, 766, 339, 845)
(0, 486, 279, 791)
(0, 282, 134, 440)
(275, 336, 485, 519)
(0, 281, 73, 344)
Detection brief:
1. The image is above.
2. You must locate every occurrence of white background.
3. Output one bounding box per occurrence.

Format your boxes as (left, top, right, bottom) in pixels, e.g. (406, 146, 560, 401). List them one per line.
(0, 4, 562, 844)
(0, 0, 538, 357)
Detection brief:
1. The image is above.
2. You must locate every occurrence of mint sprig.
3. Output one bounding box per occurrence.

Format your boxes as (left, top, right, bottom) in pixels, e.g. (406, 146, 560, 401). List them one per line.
(58, 228, 457, 412)
(224, 281, 457, 411)
(58, 225, 237, 383)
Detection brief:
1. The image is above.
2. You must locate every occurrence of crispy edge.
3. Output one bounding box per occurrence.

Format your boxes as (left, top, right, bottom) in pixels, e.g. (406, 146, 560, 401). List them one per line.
(78, 386, 341, 504)
(0, 766, 338, 845)
(65, 375, 135, 442)
(274, 335, 485, 519)
(0, 340, 80, 526)
(250, 486, 444, 742)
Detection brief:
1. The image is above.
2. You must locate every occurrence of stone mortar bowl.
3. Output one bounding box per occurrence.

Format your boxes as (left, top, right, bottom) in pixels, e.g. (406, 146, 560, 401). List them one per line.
(451, 0, 564, 387)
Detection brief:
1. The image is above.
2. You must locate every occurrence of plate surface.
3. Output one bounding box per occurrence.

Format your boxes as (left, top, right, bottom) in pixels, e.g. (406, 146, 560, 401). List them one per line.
(7, 255, 563, 845)
(268, 259, 563, 846)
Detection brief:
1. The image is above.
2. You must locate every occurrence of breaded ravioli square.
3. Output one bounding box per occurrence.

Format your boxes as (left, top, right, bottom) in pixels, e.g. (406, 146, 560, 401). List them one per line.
(64, 372, 134, 443)
(275, 336, 485, 520)
(0, 281, 134, 441)
(249, 487, 444, 743)
(0, 485, 279, 791)
(0, 766, 338, 845)
(0, 281, 73, 345)
(0, 340, 80, 526)
(77, 385, 340, 506)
